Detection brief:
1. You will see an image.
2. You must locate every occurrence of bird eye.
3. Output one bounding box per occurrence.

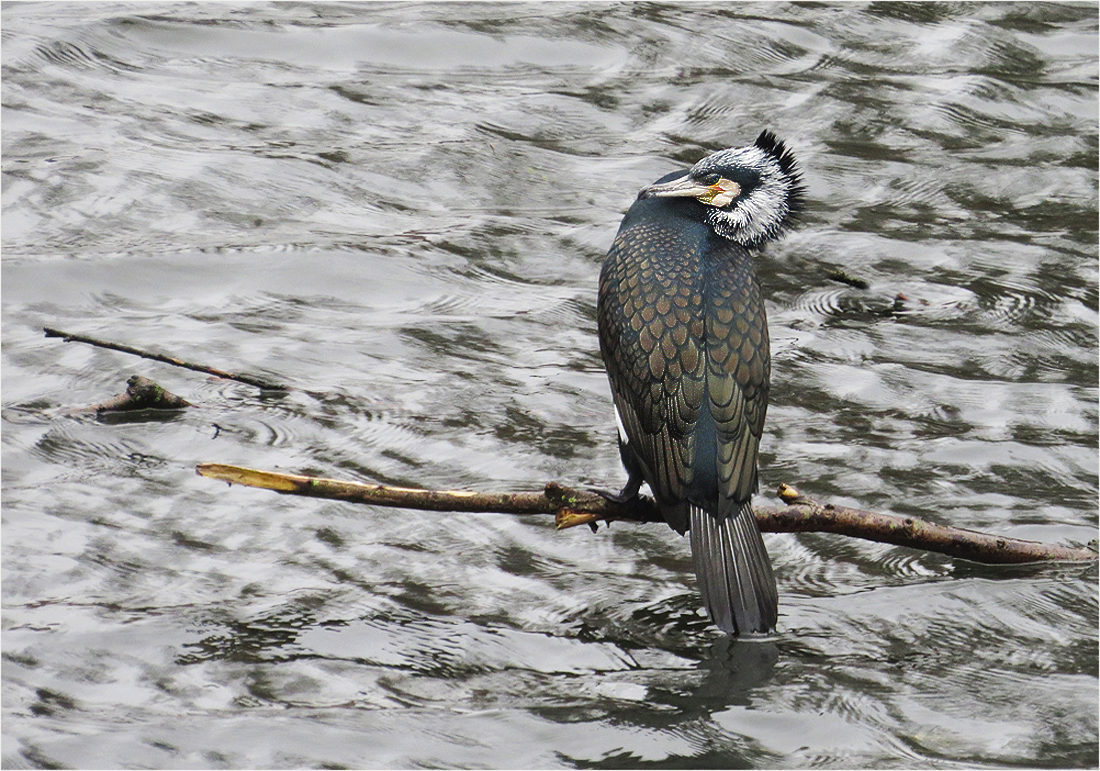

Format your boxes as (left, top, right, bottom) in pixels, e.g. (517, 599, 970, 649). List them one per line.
(700, 173, 721, 186)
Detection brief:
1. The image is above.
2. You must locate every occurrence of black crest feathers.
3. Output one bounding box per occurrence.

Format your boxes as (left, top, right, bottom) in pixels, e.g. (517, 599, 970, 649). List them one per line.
(754, 129, 805, 215)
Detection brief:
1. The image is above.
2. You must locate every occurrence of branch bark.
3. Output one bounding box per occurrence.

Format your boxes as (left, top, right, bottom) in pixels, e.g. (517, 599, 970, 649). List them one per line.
(195, 463, 1096, 565)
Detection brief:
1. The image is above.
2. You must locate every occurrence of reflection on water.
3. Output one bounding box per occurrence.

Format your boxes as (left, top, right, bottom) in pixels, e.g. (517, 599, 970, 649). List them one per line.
(2, 2, 1096, 768)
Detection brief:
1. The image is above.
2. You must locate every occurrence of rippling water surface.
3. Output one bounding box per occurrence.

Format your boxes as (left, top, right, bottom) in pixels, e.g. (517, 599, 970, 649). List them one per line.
(3, 2, 1097, 768)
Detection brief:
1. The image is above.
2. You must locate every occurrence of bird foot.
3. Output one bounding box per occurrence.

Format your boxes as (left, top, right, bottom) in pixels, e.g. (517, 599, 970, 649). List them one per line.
(588, 486, 638, 505)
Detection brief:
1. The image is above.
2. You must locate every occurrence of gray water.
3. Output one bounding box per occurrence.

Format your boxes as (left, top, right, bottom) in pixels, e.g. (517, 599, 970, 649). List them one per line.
(2, 2, 1097, 768)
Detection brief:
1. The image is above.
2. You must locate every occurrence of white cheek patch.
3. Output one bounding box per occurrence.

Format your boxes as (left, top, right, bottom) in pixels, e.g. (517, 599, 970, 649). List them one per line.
(710, 191, 735, 207)
(706, 179, 740, 208)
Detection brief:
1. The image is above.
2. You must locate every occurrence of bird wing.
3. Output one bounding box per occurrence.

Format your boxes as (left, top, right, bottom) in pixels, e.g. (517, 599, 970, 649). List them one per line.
(597, 217, 704, 509)
(703, 239, 770, 504)
(597, 217, 769, 513)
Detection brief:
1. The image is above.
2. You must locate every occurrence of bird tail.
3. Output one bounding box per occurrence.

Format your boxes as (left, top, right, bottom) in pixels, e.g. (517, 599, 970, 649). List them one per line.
(688, 502, 778, 635)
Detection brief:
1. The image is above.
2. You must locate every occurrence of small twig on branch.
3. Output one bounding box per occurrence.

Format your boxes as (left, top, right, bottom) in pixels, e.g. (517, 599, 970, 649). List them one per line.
(94, 375, 191, 413)
(43, 327, 289, 391)
(195, 463, 1096, 565)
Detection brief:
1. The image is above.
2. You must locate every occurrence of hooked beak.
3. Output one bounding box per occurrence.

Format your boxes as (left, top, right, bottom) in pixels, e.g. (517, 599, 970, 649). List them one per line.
(640, 173, 739, 207)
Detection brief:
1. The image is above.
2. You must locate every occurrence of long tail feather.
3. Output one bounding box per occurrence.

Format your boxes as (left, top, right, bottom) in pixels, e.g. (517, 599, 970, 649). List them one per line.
(689, 503, 778, 634)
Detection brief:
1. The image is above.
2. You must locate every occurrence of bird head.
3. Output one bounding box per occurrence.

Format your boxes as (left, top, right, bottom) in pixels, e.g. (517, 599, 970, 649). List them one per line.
(639, 130, 804, 247)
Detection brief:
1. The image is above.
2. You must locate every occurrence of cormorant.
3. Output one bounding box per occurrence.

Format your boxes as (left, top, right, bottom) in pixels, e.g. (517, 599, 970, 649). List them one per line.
(597, 131, 803, 635)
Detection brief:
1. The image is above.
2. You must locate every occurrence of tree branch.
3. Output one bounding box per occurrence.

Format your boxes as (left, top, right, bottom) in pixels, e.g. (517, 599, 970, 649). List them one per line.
(40, 326, 1093, 566)
(195, 463, 1096, 565)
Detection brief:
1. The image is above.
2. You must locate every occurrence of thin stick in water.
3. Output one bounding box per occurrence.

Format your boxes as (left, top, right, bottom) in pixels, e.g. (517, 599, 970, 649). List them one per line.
(43, 326, 289, 391)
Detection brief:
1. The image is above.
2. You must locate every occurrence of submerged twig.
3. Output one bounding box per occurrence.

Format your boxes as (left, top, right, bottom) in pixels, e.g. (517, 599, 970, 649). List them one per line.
(43, 326, 288, 391)
(195, 464, 1096, 565)
(825, 268, 870, 290)
(94, 375, 191, 413)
